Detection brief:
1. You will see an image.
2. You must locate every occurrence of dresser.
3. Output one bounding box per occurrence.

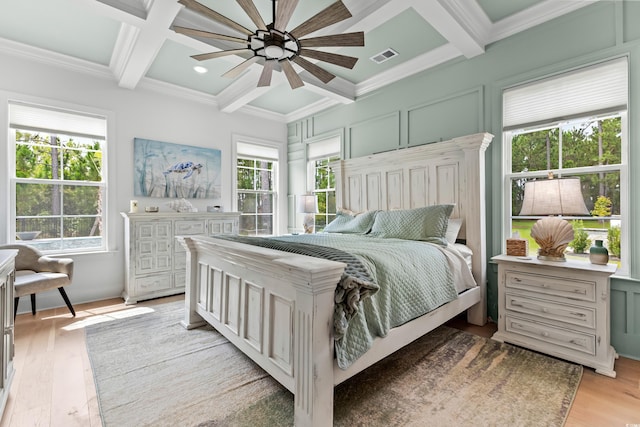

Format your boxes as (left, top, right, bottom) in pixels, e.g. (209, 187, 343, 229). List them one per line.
(492, 254, 617, 377)
(0, 250, 16, 419)
(121, 212, 239, 304)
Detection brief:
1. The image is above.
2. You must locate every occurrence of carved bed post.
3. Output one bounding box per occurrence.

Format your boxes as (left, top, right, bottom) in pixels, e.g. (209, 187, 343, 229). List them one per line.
(291, 265, 344, 427)
(456, 133, 493, 326)
(178, 237, 206, 330)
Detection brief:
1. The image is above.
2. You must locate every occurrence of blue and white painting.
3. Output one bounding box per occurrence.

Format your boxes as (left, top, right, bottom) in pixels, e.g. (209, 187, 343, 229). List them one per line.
(134, 138, 221, 199)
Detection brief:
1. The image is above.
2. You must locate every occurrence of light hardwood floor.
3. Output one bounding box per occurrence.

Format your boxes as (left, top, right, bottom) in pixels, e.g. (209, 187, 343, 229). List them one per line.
(1, 296, 638, 427)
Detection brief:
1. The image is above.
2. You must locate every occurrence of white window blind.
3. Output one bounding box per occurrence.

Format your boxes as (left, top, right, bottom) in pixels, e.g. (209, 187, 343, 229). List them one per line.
(503, 57, 628, 131)
(307, 135, 340, 161)
(9, 102, 106, 139)
(237, 141, 279, 161)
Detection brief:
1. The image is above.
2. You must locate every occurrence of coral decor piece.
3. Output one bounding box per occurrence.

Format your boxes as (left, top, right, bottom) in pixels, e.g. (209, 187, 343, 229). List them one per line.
(530, 216, 574, 260)
(167, 198, 197, 213)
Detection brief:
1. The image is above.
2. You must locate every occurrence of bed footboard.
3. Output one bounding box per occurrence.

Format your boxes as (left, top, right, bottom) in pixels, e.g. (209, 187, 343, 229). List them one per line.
(179, 235, 346, 426)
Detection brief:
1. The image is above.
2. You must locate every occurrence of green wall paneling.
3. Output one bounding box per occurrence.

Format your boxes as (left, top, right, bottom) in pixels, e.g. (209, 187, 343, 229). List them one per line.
(407, 87, 483, 146)
(348, 111, 401, 159)
(610, 278, 640, 360)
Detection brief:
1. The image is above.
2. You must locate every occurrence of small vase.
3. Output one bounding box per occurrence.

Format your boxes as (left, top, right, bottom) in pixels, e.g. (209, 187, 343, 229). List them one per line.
(589, 240, 609, 265)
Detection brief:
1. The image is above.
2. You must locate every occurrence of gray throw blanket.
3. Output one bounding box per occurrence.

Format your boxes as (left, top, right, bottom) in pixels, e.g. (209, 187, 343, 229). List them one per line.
(212, 235, 379, 341)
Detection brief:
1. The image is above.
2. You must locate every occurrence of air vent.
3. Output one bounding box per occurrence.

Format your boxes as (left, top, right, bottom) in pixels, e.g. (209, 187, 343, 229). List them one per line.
(370, 48, 398, 64)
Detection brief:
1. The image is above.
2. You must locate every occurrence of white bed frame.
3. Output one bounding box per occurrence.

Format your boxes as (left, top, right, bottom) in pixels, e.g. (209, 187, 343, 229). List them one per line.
(180, 132, 493, 426)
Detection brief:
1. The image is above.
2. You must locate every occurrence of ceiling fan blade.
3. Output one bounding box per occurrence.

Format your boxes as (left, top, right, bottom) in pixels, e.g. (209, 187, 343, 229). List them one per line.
(299, 48, 358, 69)
(192, 49, 253, 61)
(257, 60, 275, 87)
(280, 59, 304, 89)
(274, 0, 299, 32)
(236, 0, 268, 31)
(222, 56, 259, 78)
(178, 0, 253, 36)
(292, 56, 335, 84)
(299, 32, 364, 48)
(173, 26, 248, 44)
(290, 1, 352, 39)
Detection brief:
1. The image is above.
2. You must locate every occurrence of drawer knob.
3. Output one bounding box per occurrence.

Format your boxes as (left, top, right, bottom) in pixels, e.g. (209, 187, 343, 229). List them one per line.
(541, 331, 549, 337)
(542, 307, 548, 313)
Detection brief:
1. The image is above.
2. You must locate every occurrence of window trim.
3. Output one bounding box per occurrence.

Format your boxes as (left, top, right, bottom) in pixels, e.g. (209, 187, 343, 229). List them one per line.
(8, 99, 111, 254)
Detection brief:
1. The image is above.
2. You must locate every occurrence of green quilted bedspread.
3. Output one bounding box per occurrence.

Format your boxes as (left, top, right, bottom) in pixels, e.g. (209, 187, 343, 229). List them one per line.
(271, 234, 457, 369)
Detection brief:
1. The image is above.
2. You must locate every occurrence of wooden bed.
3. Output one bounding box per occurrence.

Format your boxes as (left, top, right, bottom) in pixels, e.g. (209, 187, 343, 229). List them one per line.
(179, 132, 493, 426)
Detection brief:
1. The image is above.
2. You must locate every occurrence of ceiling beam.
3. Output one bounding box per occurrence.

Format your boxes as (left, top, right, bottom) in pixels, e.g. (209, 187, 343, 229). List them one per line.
(412, 0, 485, 58)
(110, 0, 182, 90)
(217, 67, 275, 113)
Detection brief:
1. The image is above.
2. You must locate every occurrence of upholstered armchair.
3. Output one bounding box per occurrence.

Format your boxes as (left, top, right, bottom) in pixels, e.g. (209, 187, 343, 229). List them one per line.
(0, 244, 76, 319)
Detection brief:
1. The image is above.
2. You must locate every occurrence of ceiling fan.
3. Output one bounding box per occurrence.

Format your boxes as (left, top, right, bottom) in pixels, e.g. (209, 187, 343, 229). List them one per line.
(173, 0, 365, 89)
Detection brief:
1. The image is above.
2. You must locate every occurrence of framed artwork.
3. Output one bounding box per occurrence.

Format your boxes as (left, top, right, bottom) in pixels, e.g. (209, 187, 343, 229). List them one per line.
(134, 138, 221, 199)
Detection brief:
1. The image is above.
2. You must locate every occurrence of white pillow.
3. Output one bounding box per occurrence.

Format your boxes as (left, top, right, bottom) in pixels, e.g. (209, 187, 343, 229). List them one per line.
(445, 218, 463, 245)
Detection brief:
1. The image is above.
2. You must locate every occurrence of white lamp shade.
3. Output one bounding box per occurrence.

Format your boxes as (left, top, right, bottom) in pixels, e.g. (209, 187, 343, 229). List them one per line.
(297, 194, 318, 213)
(519, 178, 589, 216)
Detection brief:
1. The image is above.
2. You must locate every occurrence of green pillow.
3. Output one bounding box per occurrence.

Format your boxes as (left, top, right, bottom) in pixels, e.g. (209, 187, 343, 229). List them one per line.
(323, 210, 377, 234)
(370, 204, 454, 245)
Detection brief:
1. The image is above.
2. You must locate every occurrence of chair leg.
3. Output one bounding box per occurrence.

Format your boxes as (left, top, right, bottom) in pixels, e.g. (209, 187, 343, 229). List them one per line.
(30, 294, 36, 315)
(14, 297, 18, 321)
(57, 287, 76, 317)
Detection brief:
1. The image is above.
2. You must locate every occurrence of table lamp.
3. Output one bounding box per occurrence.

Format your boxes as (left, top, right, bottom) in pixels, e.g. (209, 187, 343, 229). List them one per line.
(519, 174, 589, 261)
(297, 194, 318, 234)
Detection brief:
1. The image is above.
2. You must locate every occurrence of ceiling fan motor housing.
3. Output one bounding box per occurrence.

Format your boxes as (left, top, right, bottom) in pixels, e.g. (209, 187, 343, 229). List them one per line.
(255, 29, 299, 61)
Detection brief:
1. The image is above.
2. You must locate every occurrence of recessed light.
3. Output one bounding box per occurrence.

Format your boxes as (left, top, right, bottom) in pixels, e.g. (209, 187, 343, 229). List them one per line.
(193, 66, 208, 74)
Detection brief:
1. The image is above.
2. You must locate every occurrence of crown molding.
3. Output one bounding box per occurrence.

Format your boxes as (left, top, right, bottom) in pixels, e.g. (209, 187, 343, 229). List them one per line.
(489, 0, 598, 43)
(285, 98, 341, 123)
(0, 38, 114, 81)
(356, 43, 461, 97)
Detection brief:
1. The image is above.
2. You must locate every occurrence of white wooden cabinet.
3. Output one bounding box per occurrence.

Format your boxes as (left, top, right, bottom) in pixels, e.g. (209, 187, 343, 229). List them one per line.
(492, 254, 617, 377)
(0, 250, 16, 419)
(122, 212, 239, 304)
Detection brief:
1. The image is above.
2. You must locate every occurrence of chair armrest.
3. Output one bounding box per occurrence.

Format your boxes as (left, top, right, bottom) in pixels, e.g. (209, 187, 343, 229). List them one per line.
(37, 256, 74, 281)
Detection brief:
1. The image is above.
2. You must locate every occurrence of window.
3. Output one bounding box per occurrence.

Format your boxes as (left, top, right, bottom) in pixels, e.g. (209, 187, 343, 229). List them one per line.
(10, 102, 107, 252)
(306, 136, 341, 231)
(236, 142, 278, 236)
(312, 155, 340, 231)
(503, 58, 628, 273)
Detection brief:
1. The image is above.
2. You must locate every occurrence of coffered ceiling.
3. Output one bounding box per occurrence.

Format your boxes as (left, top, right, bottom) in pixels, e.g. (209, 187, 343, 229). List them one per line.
(0, 0, 597, 122)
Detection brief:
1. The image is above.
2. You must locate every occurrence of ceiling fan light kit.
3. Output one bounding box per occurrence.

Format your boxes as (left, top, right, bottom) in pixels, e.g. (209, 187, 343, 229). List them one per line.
(174, 0, 365, 89)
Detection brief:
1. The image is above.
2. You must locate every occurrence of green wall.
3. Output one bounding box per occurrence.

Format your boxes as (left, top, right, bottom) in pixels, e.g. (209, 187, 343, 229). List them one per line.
(288, 1, 640, 359)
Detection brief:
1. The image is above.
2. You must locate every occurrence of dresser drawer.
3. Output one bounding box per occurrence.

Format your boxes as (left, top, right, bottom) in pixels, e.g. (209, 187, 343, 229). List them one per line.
(208, 219, 237, 235)
(175, 220, 207, 236)
(505, 314, 596, 355)
(505, 270, 595, 302)
(506, 293, 595, 329)
(135, 274, 172, 295)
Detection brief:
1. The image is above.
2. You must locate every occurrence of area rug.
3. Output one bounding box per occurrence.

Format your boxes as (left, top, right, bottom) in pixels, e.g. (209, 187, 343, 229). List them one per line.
(85, 301, 582, 427)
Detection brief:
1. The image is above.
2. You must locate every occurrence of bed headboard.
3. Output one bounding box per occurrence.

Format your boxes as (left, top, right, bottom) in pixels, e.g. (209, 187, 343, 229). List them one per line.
(331, 132, 494, 324)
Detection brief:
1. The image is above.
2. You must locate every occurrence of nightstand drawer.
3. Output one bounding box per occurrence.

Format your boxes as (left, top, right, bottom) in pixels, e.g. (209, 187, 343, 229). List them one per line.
(505, 314, 596, 355)
(505, 271, 595, 302)
(506, 293, 595, 329)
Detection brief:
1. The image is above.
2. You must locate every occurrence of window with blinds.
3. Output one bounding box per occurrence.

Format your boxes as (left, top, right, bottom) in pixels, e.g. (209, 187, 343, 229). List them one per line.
(502, 57, 628, 274)
(9, 102, 107, 252)
(307, 136, 340, 231)
(236, 141, 279, 236)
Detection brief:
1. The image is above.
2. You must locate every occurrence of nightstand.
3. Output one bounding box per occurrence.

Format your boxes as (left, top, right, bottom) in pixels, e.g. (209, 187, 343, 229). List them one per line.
(492, 254, 618, 377)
